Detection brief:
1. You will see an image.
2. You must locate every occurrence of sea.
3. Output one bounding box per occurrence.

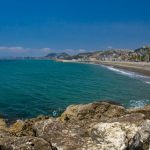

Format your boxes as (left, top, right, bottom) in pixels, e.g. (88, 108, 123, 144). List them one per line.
(0, 60, 150, 120)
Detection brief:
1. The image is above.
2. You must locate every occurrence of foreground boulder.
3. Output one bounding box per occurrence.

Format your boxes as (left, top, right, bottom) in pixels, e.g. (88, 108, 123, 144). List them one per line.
(32, 118, 150, 150)
(90, 121, 150, 150)
(0, 101, 150, 150)
(59, 101, 126, 123)
(0, 136, 52, 150)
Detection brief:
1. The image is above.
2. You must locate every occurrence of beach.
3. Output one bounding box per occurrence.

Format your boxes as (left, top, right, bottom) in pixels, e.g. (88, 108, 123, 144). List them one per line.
(92, 61, 150, 77)
(61, 60, 150, 77)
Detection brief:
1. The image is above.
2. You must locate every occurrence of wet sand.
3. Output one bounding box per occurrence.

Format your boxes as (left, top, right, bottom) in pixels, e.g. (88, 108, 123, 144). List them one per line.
(98, 61, 150, 77)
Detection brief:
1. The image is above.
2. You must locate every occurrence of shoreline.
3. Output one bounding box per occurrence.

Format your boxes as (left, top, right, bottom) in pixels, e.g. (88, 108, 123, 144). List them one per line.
(1, 59, 150, 123)
(2, 59, 150, 77)
(60, 59, 150, 77)
(98, 61, 150, 77)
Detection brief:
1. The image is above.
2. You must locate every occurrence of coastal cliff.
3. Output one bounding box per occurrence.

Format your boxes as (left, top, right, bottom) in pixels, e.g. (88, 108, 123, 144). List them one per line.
(0, 101, 150, 150)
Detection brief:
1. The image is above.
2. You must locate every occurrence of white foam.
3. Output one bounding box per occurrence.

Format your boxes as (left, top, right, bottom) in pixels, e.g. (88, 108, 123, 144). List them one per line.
(145, 81, 150, 84)
(102, 65, 150, 84)
(106, 66, 135, 76)
(129, 99, 150, 108)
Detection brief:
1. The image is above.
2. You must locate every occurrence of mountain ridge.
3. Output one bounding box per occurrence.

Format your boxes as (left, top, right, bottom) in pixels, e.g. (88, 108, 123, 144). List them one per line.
(45, 46, 150, 62)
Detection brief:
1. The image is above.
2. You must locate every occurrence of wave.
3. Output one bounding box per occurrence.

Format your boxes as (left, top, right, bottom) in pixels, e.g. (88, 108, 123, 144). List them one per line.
(102, 65, 150, 85)
(105, 66, 136, 77)
(129, 99, 150, 108)
(145, 81, 150, 84)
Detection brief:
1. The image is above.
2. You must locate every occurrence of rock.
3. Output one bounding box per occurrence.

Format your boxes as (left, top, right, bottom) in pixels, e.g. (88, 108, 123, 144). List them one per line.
(127, 119, 150, 150)
(11, 115, 50, 137)
(138, 120, 150, 150)
(0, 136, 52, 150)
(127, 132, 143, 150)
(9, 120, 24, 136)
(89, 122, 139, 150)
(33, 118, 87, 149)
(128, 105, 150, 120)
(0, 119, 7, 130)
(0, 130, 12, 138)
(103, 113, 145, 125)
(32, 102, 150, 150)
(0, 101, 150, 150)
(32, 118, 150, 150)
(60, 101, 126, 123)
(103, 103, 126, 118)
(0, 119, 12, 138)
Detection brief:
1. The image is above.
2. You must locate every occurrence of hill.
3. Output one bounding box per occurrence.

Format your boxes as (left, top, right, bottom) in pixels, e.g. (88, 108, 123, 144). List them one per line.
(45, 52, 71, 59)
(45, 46, 150, 62)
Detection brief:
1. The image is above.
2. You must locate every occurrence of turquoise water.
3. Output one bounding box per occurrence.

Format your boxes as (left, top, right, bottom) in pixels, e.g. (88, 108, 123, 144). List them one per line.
(0, 60, 150, 120)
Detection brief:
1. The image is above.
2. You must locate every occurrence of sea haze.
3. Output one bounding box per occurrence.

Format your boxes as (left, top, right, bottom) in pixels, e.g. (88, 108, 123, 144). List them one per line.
(0, 60, 150, 120)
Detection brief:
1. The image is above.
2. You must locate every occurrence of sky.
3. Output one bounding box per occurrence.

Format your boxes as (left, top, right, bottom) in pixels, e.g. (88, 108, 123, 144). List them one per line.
(0, 0, 150, 57)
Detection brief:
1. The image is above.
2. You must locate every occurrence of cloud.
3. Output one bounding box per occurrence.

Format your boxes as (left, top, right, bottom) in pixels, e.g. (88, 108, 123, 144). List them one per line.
(107, 46, 113, 49)
(40, 48, 53, 53)
(0, 46, 29, 53)
(0, 46, 88, 57)
(40, 48, 87, 55)
(62, 49, 87, 54)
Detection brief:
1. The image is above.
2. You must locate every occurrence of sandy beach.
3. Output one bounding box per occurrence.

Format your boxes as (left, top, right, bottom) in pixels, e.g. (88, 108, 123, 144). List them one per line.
(97, 61, 150, 77)
(59, 59, 150, 77)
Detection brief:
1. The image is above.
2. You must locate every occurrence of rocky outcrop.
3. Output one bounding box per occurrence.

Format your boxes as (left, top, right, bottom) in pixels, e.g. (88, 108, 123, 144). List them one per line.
(59, 101, 126, 125)
(0, 101, 150, 150)
(0, 136, 52, 150)
(127, 105, 150, 120)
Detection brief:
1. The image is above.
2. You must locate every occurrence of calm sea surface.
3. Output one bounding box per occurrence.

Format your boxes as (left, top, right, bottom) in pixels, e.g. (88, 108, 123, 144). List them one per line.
(0, 60, 150, 120)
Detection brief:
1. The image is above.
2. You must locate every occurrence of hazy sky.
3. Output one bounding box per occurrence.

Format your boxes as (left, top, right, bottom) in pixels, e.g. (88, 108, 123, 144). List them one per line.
(0, 0, 150, 57)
